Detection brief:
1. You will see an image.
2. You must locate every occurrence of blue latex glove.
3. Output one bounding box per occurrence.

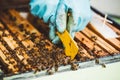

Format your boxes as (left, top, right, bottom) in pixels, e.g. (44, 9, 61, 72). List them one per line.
(29, 0, 59, 23)
(50, 0, 92, 44)
(30, 0, 92, 44)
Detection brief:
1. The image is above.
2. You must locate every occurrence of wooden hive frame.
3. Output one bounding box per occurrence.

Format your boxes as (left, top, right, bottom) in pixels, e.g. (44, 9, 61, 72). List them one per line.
(0, 9, 120, 79)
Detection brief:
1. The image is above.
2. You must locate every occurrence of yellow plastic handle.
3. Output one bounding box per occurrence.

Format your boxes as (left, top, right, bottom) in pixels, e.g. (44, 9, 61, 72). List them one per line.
(57, 30, 78, 60)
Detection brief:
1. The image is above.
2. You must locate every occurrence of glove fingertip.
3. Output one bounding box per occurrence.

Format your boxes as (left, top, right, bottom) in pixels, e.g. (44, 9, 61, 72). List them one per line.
(49, 24, 56, 40)
(52, 36, 60, 44)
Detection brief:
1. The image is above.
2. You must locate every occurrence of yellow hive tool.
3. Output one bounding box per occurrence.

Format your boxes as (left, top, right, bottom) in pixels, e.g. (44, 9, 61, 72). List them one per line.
(57, 30, 79, 60)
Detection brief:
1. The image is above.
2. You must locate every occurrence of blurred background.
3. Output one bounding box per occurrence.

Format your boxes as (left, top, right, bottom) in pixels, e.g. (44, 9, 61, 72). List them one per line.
(91, 0, 120, 24)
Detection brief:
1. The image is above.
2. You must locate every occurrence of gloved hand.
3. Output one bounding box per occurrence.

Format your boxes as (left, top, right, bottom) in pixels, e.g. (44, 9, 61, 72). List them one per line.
(30, 0, 92, 44)
(29, 0, 59, 23)
(50, 0, 92, 44)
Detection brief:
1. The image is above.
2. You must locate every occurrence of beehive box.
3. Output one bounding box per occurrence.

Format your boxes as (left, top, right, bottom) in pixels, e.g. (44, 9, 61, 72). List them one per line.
(0, 9, 120, 80)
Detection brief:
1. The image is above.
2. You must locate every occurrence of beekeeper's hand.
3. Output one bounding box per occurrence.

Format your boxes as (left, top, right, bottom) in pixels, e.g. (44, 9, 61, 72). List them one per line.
(30, 0, 92, 44)
(50, 0, 92, 44)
